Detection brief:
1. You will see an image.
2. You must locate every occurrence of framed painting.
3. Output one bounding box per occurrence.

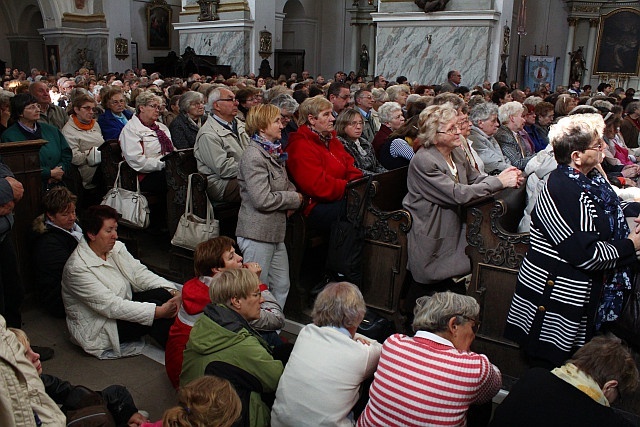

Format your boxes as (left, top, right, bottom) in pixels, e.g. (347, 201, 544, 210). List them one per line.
(593, 8, 640, 75)
(147, 0, 172, 50)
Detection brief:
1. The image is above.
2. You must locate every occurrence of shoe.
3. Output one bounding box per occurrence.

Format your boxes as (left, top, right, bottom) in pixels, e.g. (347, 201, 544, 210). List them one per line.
(32, 346, 54, 361)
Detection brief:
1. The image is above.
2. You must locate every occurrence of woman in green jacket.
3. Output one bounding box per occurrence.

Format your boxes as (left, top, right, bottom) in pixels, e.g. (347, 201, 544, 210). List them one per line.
(2, 93, 71, 190)
(181, 268, 283, 427)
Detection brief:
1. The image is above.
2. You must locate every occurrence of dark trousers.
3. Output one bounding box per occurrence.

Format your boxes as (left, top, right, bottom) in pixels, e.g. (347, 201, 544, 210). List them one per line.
(403, 270, 466, 323)
(0, 233, 24, 328)
(116, 288, 173, 348)
(307, 199, 346, 233)
(140, 170, 167, 230)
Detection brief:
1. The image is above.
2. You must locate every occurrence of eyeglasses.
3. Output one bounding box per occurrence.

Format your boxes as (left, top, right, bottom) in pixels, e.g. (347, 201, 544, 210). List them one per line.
(348, 121, 364, 127)
(437, 125, 461, 135)
(218, 97, 238, 103)
(190, 102, 204, 107)
(456, 314, 481, 334)
(358, 95, 373, 100)
(146, 104, 161, 110)
(280, 115, 293, 123)
(338, 94, 350, 100)
(79, 106, 94, 111)
(584, 139, 606, 152)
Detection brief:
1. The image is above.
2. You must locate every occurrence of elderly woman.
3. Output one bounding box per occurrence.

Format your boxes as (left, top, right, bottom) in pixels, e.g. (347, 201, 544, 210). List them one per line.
(523, 103, 547, 152)
(286, 95, 363, 231)
(97, 86, 133, 140)
(180, 268, 284, 427)
(621, 101, 640, 149)
(371, 101, 404, 157)
(358, 292, 502, 426)
(61, 205, 181, 359)
(237, 104, 302, 310)
(0, 89, 13, 134)
(62, 92, 104, 193)
(555, 93, 579, 119)
(32, 187, 82, 318)
(336, 108, 387, 175)
(490, 336, 639, 427)
(168, 91, 208, 149)
(272, 282, 382, 427)
(165, 236, 284, 389)
(494, 101, 534, 170)
(386, 84, 409, 108)
(505, 113, 640, 368)
(403, 103, 522, 301)
(1, 93, 71, 190)
(269, 93, 299, 148)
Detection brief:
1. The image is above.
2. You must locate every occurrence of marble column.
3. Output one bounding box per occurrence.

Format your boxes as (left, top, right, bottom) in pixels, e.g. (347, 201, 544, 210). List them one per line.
(584, 18, 599, 85)
(562, 17, 578, 86)
(352, 24, 361, 73)
(368, 23, 375, 77)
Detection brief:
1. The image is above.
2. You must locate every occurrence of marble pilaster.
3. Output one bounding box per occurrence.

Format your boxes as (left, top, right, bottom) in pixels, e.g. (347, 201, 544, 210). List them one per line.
(584, 18, 598, 84)
(562, 17, 578, 86)
(39, 27, 109, 74)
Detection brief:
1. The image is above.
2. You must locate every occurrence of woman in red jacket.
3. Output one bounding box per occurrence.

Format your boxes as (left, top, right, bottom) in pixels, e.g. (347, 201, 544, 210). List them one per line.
(286, 95, 363, 231)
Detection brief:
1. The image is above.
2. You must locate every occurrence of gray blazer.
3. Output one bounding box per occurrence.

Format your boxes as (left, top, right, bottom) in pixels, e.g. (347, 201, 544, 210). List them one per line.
(236, 140, 301, 243)
(402, 145, 503, 284)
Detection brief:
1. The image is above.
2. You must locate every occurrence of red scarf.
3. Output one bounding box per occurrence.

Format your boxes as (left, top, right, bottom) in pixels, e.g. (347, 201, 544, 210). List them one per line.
(137, 115, 174, 154)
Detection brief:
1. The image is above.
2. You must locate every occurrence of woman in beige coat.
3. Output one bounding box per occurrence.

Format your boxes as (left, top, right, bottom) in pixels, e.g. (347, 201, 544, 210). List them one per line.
(236, 104, 303, 309)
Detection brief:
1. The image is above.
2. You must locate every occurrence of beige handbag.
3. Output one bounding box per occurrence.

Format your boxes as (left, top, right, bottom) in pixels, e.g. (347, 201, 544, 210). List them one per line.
(171, 174, 219, 250)
(101, 162, 150, 229)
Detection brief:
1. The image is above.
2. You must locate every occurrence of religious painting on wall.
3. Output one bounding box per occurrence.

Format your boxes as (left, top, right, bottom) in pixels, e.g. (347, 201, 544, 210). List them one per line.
(593, 8, 640, 75)
(147, 0, 172, 50)
(523, 56, 557, 92)
(46, 45, 60, 75)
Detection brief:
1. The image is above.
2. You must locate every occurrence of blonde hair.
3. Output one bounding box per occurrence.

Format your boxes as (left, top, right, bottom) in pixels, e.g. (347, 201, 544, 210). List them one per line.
(209, 268, 260, 305)
(297, 95, 332, 126)
(417, 103, 458, 148)
(246, 104, 281, 136)
(8, 327, 30, 348)
(162, 376, 242, 427)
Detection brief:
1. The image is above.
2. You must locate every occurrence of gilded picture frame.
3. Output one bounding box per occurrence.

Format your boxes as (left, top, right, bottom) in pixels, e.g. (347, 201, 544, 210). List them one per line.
(593, 8, 640, 75)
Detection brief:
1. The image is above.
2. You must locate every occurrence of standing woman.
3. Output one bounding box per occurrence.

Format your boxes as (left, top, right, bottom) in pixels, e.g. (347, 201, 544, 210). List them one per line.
(237, 104, 303, 308)
(62, 92, 104, 199)
(97, 86, 133, 140)
(335, 108, 387, 175)
(168, 91, 207, 149)
(2, 93, 71, 190)
(403, 103, 522, 305)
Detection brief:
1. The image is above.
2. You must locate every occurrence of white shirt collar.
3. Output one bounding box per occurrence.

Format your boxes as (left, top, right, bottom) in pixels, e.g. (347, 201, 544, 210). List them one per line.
(414, 330, 455, 348)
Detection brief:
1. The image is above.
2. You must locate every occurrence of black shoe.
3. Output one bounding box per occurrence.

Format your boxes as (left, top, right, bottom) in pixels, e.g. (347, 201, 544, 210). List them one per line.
(32, 346, 54, 361)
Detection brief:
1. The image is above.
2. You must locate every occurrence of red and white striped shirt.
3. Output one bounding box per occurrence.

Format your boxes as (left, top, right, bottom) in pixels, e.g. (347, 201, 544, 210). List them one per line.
(357, 331, 501, 427)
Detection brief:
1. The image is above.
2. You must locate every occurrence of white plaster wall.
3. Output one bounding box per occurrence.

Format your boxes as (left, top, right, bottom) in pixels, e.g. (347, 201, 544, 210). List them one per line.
(103, 0, 133, 72)
(251, 0, 276, 75)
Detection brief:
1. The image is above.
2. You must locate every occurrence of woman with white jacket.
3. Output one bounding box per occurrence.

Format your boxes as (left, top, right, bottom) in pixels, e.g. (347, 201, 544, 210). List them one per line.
(62, 205, 181, 359)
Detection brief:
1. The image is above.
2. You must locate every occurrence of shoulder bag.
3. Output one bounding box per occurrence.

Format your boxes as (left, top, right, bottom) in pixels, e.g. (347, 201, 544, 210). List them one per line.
(100, 161, 150, 229)
(171, 173, 220, 250)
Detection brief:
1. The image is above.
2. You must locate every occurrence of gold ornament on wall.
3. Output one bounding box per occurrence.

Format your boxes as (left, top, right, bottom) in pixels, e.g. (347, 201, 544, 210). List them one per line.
(115, 35, 129, 60)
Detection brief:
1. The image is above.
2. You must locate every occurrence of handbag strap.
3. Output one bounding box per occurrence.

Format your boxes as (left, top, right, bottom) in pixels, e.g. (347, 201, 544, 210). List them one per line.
(185, 173, 214, 225)
(115, 161, 142, 194)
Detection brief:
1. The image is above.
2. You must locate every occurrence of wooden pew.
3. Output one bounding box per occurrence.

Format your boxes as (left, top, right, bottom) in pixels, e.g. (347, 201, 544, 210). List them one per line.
(464, 185, 531, 385)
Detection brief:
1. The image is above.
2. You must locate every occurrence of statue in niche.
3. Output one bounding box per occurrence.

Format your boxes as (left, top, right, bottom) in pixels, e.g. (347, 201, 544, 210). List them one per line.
(49, 49, 58, 75)
(502, 25, 511, 55)
(569, 46, 587, 83)
(359, 44, 369, 77)
(414, 0, 450, 13)
(75, 0, 86, 9)
(76, 48, 93, 70)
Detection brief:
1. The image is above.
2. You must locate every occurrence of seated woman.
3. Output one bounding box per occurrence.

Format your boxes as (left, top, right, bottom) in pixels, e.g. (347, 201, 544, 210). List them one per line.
(403, 103, 522, 304)
(505, 113, 640, 368)
(119, 90, 175, 230)
(236, 87, 261, 122)
(237, 104, 303, 309)
(180, 268, 284, 427)
(97, 86, 133, 140)
(61, 205, 182, 359)
(336, 108, 387, 175)
(165, 236, 285, 389)
(489, 336, 638, 427)
(494, 101, 534, 170)
(534, 101, 554, 147)
(286, 95, 363, 231)
(1, 93, 71, 190)
(554, 93, 579, 120)
(271, 282, 382, 427)
(358, 292, 502, 427)
(61, 91, 104, 204)
(32, 187, 83, 318)
(10, 327, 149, 426)
(371, 101, 404, 157)
(168, 90, 207, 149)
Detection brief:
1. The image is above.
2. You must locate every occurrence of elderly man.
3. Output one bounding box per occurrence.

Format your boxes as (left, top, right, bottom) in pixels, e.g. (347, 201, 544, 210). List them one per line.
(441, 70, 462, 93)
(28, 81, 67, 129)
(57, 78, 76, 109)
(327, 82, 350, 118)
(494, 101, 534, 170)
(270, 93, 299, 149)
(194, 87, 250, 203)
(354, 89, 380, 143)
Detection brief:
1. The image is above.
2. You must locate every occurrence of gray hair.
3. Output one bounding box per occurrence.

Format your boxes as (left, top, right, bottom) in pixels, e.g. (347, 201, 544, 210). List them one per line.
(412, 292, 480, 333)
(371, 87, 389, 103)
(386, 84, 410, 102)
(625, 101, 640, 115)
(523, 96, 543, 107)
(269, 93, 299, 115)
(591, 99, 614, 111)
(378, 101, 402, 124)
(312, 282, 366, 330)
(134, 91, 163, 113)
(206, 87, 231, 111)
(469, 102, 498, 126)
(498, 101, 525, 124)
(178, 91, 204, 114)
(0, 89, 15, 109)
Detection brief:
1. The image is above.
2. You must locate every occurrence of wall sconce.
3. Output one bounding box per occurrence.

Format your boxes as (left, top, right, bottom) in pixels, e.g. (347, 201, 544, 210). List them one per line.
(197, 0, 220, 21)
(115, 35, 129, 60)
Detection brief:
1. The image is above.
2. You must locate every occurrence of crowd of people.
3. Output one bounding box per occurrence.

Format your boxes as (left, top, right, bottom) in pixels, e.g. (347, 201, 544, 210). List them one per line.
(1, 62, 640, 426)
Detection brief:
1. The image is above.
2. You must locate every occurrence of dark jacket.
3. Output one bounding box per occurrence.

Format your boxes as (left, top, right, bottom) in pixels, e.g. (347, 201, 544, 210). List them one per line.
(168, 113, 207, 149)
(32, 217, 79, 318)
(378, 138, 411, 170)
(98, 109, 133, 141)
